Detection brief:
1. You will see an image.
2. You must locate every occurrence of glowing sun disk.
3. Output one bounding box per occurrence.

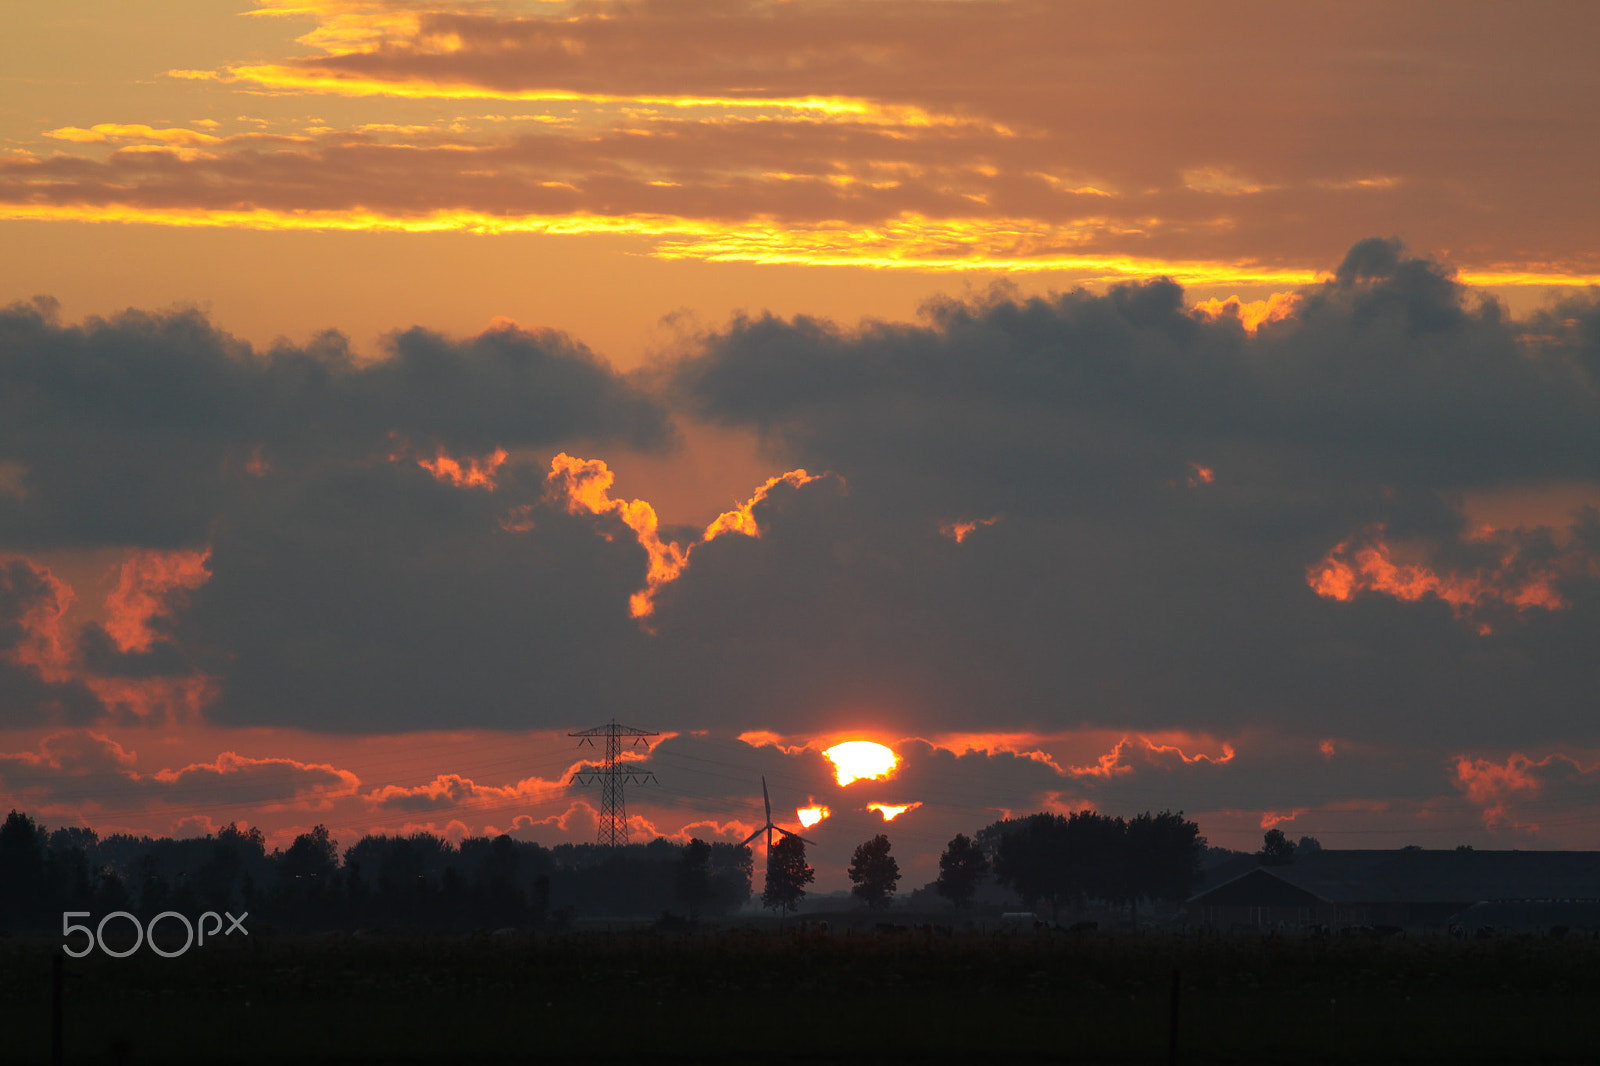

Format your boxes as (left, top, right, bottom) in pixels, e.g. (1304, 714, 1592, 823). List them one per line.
(823, 741, 898, 786)
(797, 806, 830, 828)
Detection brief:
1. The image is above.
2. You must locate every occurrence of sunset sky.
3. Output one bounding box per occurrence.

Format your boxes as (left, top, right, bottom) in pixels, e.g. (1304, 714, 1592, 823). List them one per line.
(3, 0, 1599, 893)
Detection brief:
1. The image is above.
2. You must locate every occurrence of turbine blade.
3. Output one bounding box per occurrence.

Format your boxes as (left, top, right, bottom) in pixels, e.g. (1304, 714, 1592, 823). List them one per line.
(738, 829, 764, 848)
(762, 776, 771, 822)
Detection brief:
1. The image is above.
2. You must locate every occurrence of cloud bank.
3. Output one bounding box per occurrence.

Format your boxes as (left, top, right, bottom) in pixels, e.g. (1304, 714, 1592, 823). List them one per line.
(2, 239, 1598, 854)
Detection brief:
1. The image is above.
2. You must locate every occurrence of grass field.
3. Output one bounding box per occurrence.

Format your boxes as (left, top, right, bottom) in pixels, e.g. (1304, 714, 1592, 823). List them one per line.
(4, 924, 1599, 1064)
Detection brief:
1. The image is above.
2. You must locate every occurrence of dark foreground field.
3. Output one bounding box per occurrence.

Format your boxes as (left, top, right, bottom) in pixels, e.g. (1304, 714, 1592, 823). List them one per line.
(4, 925, 1600, 1065)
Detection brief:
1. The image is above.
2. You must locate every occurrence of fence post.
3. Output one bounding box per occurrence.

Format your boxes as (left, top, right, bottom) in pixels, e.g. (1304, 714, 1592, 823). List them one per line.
(52, 953, 64, 1066)
(1167, 967, 1181, 1066)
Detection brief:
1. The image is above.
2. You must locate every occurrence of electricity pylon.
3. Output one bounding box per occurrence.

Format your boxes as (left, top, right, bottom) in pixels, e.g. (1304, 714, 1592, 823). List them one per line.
(569, 720, 658, 847)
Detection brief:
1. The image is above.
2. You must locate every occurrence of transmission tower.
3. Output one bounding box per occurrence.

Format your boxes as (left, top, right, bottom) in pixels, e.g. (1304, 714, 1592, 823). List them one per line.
(569, 720, 658, 847)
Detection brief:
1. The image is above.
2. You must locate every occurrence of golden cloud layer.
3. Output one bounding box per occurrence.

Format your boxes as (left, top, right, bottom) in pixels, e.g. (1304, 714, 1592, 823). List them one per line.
(3, 0, 1595, 281)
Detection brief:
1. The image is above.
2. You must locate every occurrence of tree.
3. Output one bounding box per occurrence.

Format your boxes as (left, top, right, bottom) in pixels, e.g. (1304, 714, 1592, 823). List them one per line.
(676, 837, 713, 919)
(0, 809, 47, 929)
(935, 833, 989, 909)
(198, 823, 266, 913)
(1297, 835, 1323, 855)
(1121, 810, 1205, 925)
(705, 842, 754, 916)
(1258, 828, 1296, 866)
(468, 833, 524, 925)
(989, 809, 1203, 924)
(280, 824, 339, 881)
(761, 834, 813, 918)
(1065, 809, 1126, 907)
(848, 834, 901, 909)
(993, 812, 1074, 920)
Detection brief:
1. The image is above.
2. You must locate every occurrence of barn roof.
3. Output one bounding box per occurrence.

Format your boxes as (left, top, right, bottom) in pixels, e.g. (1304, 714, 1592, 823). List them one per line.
(1188, 849, 1600, 906)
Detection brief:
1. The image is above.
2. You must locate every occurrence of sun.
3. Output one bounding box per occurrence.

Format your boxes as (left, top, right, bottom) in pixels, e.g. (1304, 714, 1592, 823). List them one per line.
(797, 805, 830, 828)
(822, 740, 898, 786)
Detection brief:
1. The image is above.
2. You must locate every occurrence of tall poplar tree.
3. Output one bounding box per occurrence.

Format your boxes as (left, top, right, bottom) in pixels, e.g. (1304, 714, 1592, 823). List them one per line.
(762, 835, 814, 918)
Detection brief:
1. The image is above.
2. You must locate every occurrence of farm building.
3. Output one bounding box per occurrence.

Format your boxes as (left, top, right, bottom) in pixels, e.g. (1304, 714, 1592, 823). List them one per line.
(1185, 849, 1600, 932)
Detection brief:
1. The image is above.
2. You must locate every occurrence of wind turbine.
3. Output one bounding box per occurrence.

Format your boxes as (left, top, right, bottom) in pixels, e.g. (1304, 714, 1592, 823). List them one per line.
(740, 776, 815, 851)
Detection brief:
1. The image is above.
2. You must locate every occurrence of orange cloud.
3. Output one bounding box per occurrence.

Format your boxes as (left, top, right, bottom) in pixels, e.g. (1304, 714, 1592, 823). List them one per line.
(505, 800, 600, 838)
(1453, 753, 1547, 808)
(103, 548, 212, 654)
(392, 819, 476, 845)
(509, 808, 666, 844)
(1447, 751, 1595, 833)
(735, 730, 812, 757)
(938, 515, 1001, 543)
(1, 555, 76, 679)
(7, 0, 1597, 289)
(545, 453, 688, 619)
(1067, 734, 1236, 778)
(1260, 809, 1308, 830)
(923, 731, 1235, 780)
(1138, 734, 1238, 767)
(925, 732, 1076, 774)
(866, 801, 921, 821)
(0, 550, 218, 725)
(1039, 792, 1096, 817)
(1308, 525, 1599, 627)
(171, 812, 227, 838)
(45, 124, 222, 147)
(703, 469, 827, 540)
(658, 818, 759, 844)
(0, 730, 137, 777)
(547, 454, 824, 621)
(364, 771, 565, 813)
(84, 674, 218, 726)
(150, 751, 361, 808)
(417, 447, 509, 490)
(1191, 292, 1301, 332)
(1065, 739, 1137, 779)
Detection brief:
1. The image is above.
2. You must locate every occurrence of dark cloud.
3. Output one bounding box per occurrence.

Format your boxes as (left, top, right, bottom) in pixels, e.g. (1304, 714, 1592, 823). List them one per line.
(679, 239, 1599, 510)
(655, 242, 1599, 744)
(1, 242, 1596, 761)
(0, 731, 358, 811)
(0, 298, 673, 548)
(75, 623, 192, 679)
(176, 456, 663, 732)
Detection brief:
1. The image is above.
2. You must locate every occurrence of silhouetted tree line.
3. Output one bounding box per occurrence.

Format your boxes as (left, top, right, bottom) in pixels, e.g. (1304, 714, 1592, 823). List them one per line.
(1257, 828, 1325, 866)
(973, 809, 1205, 922)
(0, 810, 750, 933)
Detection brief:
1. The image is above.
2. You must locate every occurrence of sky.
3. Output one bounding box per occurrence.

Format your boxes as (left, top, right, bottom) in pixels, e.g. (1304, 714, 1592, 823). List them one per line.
(3, 0, 1599, 894)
